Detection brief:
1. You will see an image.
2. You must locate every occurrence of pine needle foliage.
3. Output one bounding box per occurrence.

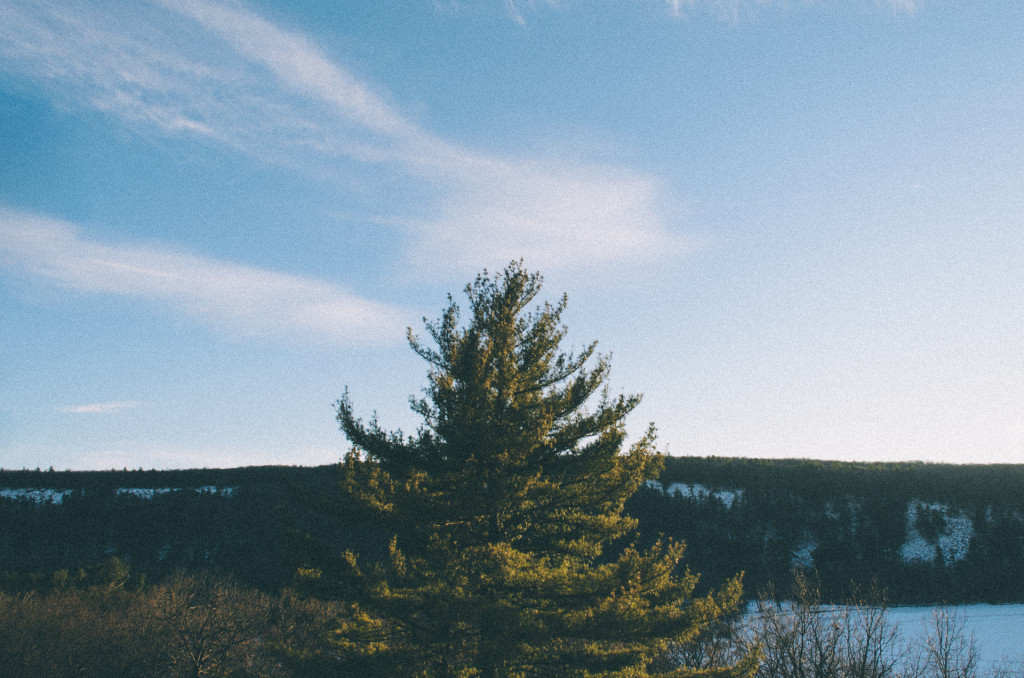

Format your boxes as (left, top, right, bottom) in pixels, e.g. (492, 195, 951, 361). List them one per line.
(328, 262, 757, 678)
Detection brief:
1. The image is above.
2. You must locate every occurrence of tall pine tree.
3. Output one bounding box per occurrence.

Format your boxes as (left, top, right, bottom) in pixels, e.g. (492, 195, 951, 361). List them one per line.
(323, 262, 756, 677)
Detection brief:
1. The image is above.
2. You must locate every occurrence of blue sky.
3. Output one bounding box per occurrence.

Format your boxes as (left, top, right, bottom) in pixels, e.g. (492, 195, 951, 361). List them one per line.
(1, 0, 1022, 470)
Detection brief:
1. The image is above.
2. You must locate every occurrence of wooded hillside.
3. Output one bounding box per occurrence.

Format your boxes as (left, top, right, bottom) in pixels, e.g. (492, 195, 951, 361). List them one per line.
(2, 457, 1023, 603)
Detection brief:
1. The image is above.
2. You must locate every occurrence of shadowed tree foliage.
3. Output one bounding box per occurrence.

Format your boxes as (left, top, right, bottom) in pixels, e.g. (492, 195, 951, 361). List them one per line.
(322, 262, 757, 677)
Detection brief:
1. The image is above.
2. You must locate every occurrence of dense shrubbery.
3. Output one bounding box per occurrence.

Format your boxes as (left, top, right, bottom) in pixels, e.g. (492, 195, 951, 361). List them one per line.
(1, 562, 1019, 677)
(0, 562, 342, 677)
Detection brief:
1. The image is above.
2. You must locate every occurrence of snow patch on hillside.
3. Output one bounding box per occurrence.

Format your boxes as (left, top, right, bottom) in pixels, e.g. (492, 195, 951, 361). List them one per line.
(0, 488, 73, 504)
(197, 485, 235, 497)
(900, 501, 974, 566)
(2, 486, 237, 502)
(646, 481, 743, 509)
(118, 486, 237, 498)
(117, 487, 172, 499)
(791, 539, 817, 569)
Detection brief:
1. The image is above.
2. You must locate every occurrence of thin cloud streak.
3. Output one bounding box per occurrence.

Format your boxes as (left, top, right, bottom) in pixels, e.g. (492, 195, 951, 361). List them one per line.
(58, 401, 143, 414)
(418, 159, 686, 271)
(0, 208, 406, 344)
(0, 0, 681, 273)
(662, 0, 920, 20)
(70, 443, 341, 471)
(158, 0, 684, 273)
(157, 0, 427, 144)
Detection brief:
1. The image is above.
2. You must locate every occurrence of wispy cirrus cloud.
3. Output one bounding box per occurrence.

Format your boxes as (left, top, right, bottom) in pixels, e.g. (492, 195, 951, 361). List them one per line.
(58, 401, 143, 414)
(884, 0, 921, 13)
(0, 208, 406, 344)
(662, 0, 920, 20)
(495, 0, 921, 22)
(0, 0, 683, 274)
(70, 443, 341, 471)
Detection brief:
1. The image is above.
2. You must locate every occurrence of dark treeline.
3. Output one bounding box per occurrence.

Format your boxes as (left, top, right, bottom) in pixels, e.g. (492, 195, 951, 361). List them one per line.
(659, 456, 1024, 507)
(0, 465, 330, 496)
(3, 456, 1024, 603)
(631, 456, 1024, 604)
(0, 465, 346, 592)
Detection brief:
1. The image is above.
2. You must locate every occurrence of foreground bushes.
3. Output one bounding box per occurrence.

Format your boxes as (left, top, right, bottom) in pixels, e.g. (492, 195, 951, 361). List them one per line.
(0, 566, 341, 677)
(745, 573, 1020, 678)
(2, 565, 1021, 677)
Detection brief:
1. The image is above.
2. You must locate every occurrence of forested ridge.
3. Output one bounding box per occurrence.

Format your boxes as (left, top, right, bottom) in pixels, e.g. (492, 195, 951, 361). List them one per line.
(635, 456, 1024, 603)
(3, 456, 1022, 603)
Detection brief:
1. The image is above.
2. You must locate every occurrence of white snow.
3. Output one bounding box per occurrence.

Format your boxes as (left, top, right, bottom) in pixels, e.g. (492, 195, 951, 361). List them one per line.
(116, 486, 237, 498)
(900, 501, 974, 566)
(2, 486, 238, 502)
(195, 485, 235, 497)
(791, 540, 817, 569)
(647, 481, 743, 509)
(745, 604, 1024, 673)
(0, 488, 73, 504)
(117, 487, 173, 499)
(887, 604, 1024, 673)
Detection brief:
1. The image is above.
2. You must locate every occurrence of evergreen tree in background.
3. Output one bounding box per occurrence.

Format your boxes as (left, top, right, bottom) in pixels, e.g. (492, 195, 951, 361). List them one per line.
(324, 262, 756, 677)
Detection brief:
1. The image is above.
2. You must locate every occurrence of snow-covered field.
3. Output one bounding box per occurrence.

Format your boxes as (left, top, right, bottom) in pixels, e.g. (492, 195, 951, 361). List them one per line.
(887, 604, 1024, 673)
(746, 604, 1024, 673)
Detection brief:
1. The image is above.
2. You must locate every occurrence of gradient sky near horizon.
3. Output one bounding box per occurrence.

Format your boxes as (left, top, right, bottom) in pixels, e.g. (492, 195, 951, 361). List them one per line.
(1, 0, 1022, 470)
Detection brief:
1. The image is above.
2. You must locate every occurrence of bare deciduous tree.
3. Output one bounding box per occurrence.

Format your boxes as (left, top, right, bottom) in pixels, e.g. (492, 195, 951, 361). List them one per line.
(751, 573, 904, 678)
(903, 607, 980, 678)
(841, 584, 904, 678)
(150, 570, 272, 677)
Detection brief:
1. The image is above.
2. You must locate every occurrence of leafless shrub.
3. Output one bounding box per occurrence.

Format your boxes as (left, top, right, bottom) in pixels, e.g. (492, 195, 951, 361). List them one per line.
(987, 656, 1024, 678)
(746, 571, 1014, 678)
(0, 569, 354, 677)
(903, 607, 980, 678)
(0, 587, 160, 677)
(750, 573, 904, 678)
(841, 584, 904, 678)
(149, 570, 276, 677)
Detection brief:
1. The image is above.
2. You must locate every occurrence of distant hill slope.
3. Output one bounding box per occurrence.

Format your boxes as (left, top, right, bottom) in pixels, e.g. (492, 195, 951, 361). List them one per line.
(2, 458, 1023, 602)
(633, 457, 1024, 602)
(0, 465, 344, 590)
